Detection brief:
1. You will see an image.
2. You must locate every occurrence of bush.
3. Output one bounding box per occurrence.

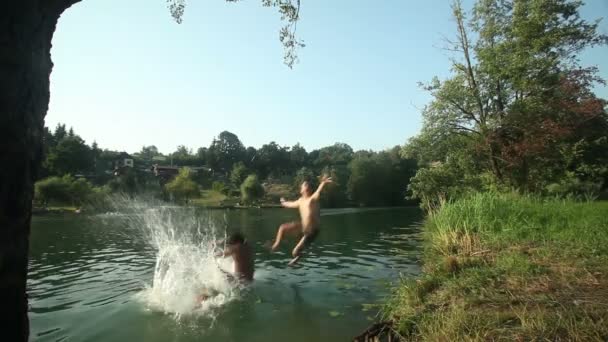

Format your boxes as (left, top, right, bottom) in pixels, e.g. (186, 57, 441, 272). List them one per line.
(165, 168, 199, 202)
(545, 171, 602, 201)
(241, 174, 264, 204)
(35, 175, 98, 206)
(264, 183, 293, 202)
(211, 181, 228, 194)
(35, 175, 72, 206)
(230, 162, 249, 187)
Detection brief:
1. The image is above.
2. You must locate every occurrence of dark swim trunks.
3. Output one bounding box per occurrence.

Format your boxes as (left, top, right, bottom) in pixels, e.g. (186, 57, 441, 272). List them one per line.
(304, 229, 319, 246)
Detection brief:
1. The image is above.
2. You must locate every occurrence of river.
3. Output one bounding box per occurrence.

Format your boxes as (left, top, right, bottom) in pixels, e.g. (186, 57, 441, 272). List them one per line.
(29, 204, 422, 341)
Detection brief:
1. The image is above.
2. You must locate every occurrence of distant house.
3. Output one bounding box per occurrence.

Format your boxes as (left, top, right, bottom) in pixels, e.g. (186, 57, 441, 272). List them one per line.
(152, 165, 180, 183)
(113, 152, 134, 176)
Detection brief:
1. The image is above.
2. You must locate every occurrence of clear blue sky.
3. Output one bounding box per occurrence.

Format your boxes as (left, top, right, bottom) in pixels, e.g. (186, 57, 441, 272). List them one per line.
(47, 0, 608, 154)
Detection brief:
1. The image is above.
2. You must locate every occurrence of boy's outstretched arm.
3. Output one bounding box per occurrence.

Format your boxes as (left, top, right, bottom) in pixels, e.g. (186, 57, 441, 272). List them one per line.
(311, 176, 333, 200)
(280, 197, 300, 208)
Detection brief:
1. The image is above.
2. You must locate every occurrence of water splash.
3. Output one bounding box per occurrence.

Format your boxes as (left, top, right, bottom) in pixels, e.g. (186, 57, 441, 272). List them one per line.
(99, 196, 240, 320)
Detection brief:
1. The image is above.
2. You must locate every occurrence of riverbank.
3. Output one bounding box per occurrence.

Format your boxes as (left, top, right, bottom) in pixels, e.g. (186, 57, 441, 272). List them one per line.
(383, 193, 608, 341)
(33, 206, 80, 215)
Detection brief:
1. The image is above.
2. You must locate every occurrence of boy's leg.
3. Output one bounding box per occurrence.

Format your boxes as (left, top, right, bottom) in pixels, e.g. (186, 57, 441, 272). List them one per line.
(270, 221, 301, 251)
(291, 235, 309, 258)
(291, 229, 318, 257)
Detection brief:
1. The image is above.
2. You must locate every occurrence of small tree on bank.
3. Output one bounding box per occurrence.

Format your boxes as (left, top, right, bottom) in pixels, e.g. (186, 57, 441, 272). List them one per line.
(241, 174, 264, 204)
(230, 162, 249, 187)
(34, 175, 96, 207)
(165, 168, 199, 203)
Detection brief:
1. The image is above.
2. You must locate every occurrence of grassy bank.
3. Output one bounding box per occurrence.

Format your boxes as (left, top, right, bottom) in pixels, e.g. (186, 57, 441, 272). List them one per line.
(384, 193, 608, 341)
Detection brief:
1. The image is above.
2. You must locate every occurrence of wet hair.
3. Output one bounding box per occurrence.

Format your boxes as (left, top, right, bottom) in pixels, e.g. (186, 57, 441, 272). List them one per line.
(227, 232, 245, 245)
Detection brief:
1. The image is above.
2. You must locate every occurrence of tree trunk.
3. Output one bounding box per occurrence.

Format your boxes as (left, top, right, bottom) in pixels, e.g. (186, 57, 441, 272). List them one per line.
(489, 144, 503, 182)
(0, 1, 77, 340)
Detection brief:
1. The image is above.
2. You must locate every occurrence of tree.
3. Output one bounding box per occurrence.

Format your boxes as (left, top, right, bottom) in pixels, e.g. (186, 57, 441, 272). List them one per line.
(68, 178, 94, 205)
(240, 174, 264, 204)
(244, 146, 257, 169)
(1, 2, 302, 339)
(230, 162, 249, 187)
(294, 167, 315, 191)
(254, 141, 290, 179)
(107, 168, 138, 194)
(383, 146, 417, 205)
(171, 145, 198, 166)
(208, 131, 246, 173)
(165, 167, 199, 202)
(346, 150, 415, 207)
(407, 0, 608, 205)
(46, 135, 94, 176)
(289, 143, 309, 172)
(139, 145, 160, 161)
(319, 165, 349, 208)
(313, 143, 354, 168)
(54, 123, 68, 142)
(196, 147, 208, 165)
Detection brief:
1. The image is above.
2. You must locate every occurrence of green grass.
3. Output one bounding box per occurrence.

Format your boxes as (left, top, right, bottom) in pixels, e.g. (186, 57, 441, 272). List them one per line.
(33, 201, 79, 213)
(190, 190, 229, 207)
(383, 192, 608, 341)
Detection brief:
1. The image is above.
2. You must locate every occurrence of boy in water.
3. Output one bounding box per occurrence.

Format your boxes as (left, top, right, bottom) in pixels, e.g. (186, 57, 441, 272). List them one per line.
(270, 175, 333, 265)
(197, 232, 254, 304)
(218, 232, 255, 282)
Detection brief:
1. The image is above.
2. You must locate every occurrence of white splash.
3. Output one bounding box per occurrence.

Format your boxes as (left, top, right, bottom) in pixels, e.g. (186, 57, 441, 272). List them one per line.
(101, 196, 240, 320)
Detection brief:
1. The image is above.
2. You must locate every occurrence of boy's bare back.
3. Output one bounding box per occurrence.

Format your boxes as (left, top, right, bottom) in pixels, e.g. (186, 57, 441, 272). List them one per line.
(229, 243, 254, 281)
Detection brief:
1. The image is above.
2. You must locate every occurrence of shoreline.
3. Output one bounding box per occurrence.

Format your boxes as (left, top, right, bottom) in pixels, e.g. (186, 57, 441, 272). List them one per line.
(374, 193, 608, 341)
(32, 204, 418, 216)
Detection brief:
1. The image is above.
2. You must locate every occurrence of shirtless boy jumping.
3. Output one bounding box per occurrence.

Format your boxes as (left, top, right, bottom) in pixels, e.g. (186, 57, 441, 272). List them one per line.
(270, 175, 332, 265)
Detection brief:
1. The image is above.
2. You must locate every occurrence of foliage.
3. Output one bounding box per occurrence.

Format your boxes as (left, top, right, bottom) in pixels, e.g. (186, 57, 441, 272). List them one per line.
(240, 174, 265, 204)
(165, 167, 199, 202)
(289, 143, 309, 171)
(347, 148, 415, 207)
(34, 175, 99, 206)
(191, 190, 227, 207)
(35, 175, 73, 205)
(313, 143, 354, 168)
(166, 0, 303, 68)
(319, 165, 348, 208)
(253, 141, 290, 179)
(40, 124, 418, 207)
(406, 0, 608, 206)
(263, 183, 293, 202)
(210, 181, 229, 195)
(294, 167, 315, 191)
(171, 145, 200, 166)
(208, 131, 246, 173)
(347, 155, 382, 206)
(45, 135, 93, 176)
(107, 168, 138, 194)
(230, 162, 249, 187)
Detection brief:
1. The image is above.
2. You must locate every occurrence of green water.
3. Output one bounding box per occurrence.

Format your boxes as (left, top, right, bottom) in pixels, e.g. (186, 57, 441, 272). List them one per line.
(29, 207, 422, 341)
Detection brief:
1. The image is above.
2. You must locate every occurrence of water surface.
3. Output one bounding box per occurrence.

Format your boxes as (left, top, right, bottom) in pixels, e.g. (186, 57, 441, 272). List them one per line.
(29, 206, 422, 341)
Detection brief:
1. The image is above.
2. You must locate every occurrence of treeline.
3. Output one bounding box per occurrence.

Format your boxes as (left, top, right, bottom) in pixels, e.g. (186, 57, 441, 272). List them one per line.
(37, 125, 418, 207)
(37, 0, 608, 210)
(403, 0, 608, 210)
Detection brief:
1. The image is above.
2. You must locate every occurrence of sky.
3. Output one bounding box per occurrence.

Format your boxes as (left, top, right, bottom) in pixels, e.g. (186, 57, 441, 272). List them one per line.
(47, 0, 608, 155)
